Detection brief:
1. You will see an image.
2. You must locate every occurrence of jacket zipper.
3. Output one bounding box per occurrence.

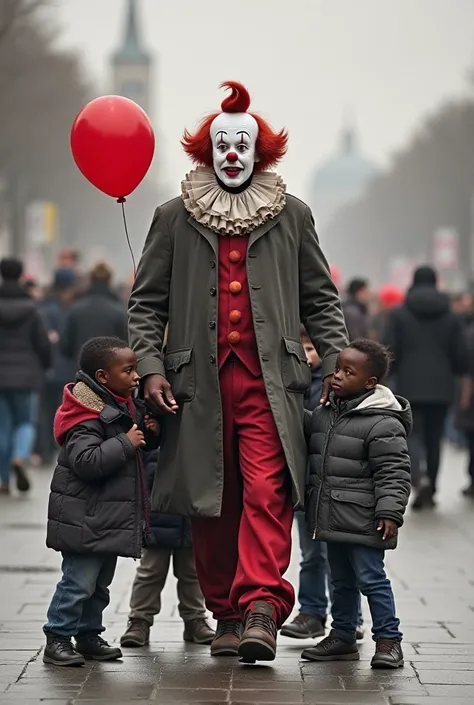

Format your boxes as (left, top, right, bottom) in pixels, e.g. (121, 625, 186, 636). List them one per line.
(312, 407, 352, 539)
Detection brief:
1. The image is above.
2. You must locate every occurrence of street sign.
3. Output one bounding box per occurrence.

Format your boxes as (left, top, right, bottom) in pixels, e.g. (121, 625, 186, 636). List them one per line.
(433, 228, 458, 270)
(25, 201, 58, 246)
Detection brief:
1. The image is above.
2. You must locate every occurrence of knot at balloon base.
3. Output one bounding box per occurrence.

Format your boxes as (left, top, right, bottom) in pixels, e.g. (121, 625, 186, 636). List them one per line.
(117, 196, 126, 204)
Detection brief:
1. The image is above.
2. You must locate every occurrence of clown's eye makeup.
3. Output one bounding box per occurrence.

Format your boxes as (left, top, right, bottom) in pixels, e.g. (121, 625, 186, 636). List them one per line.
(217, 143, 228, 153)
(237, 144, 248, 153)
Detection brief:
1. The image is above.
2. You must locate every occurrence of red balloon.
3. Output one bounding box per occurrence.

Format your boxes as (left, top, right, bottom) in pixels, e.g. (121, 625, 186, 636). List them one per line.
(379, 284, 404, 308)
(71, 96, 155, 199)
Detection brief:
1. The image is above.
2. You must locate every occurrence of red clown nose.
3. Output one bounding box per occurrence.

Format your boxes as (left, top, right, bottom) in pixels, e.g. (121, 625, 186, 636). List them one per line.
(227, 152, 238, 162)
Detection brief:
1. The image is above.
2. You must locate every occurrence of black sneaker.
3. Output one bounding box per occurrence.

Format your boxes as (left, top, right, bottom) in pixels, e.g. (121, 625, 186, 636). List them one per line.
(371, 638, 404, 669)
(412, 477, 432, 510)
(43, 635, 85, 667)
(75, 635, 122, 661)
(280, 613, 326, 639)
(12, 461, 30, 493)
(301, 630, 359, 661)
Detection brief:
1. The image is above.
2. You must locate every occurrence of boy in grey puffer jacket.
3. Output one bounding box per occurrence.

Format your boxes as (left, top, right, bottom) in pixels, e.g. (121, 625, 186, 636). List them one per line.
(301, 339, 411, 669)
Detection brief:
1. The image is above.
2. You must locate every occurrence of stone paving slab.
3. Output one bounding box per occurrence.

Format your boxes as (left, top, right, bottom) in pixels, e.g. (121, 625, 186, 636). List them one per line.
(1, 445, 474, 704)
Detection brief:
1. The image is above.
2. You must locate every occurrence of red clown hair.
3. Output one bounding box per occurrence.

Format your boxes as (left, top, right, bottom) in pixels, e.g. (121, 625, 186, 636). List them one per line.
(181, 81, 288, 172)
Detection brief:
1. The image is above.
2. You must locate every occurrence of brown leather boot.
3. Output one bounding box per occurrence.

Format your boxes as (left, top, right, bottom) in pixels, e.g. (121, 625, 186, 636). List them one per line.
(210, 619, 243, 657)
(183, 618, 215, 645)
(238, 601, 277, 663)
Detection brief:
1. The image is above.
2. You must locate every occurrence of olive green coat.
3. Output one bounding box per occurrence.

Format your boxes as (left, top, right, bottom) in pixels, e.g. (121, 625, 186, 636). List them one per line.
(128, 194, 348, 517)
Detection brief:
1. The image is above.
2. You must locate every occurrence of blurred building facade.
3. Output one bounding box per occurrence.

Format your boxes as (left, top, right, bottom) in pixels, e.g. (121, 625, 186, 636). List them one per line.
(310, 121, 378, 231)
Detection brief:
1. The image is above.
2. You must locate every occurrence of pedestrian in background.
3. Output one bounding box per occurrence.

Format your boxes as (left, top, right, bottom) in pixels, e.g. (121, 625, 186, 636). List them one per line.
(384, 266, 468, 509)
(0, 258, 51, 494)
(36, 268, 78, 464)
(60, 262, 128, 364)
(342, 278, 371, 341)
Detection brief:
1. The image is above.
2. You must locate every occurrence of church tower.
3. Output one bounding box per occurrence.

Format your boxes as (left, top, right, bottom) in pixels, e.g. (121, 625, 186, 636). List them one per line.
(111, 0, 152, 117)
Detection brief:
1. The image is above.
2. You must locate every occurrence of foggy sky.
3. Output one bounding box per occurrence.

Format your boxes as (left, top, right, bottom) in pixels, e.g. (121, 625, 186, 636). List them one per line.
(53, 0, 474, 204)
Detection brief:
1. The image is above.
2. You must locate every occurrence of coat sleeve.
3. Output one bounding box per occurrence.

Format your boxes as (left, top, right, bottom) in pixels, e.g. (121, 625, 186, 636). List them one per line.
(299, 206, 348, 378)
(32, 309, 52, 370)
(128, 207, 173, 379)
(64, 422, 137, 482)
(367, 417, 411, 526)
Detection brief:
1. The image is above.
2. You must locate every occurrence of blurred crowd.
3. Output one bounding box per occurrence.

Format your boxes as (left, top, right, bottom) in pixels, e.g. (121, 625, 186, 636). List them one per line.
(1, 252, 474, 509)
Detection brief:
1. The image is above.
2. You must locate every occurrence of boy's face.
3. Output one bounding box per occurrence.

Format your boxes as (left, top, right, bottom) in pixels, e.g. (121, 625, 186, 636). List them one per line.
(302, 336, 321, 369)
(331, 347, 377, 399)
(96, 348, 140, 398)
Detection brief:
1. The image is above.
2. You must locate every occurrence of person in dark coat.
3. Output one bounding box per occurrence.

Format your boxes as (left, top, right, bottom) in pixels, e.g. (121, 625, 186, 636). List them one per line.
(342, 278, 371, 341)
(301, 339, 411, 669)
(37, 268, 78, 463)
(120, 447, 215, 648)
(60, 262, 128, 363)
(43, 337, 160, 668)
(0, 258, 51, 494)
(383, 266, 468, 508)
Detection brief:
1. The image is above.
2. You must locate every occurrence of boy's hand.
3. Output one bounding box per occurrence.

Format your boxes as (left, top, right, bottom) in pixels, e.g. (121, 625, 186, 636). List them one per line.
(127, 424, 146, 449)
(320, 375, 332, 406)
(144, 414, 161, 435)
(377, 519, 398, 541)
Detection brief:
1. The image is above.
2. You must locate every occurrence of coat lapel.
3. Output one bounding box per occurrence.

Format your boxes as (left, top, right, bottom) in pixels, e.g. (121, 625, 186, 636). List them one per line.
(188, 213, 282, 253)
(187, 216, 218, 255)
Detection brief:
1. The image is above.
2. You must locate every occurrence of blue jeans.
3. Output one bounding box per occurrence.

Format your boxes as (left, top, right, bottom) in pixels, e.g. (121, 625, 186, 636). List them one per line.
(44, 553, 117, 638)
(327, 542, 402, 643)
(296, 513, 363, 625)
(0, 391, 38, 483)
(296, 511, 330, 618)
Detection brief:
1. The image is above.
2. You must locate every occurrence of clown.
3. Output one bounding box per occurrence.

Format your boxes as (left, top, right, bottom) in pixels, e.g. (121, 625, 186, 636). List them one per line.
(128, 82, 347, 662)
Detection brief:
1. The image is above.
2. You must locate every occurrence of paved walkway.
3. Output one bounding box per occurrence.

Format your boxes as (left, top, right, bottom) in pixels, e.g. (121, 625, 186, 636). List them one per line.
(0, 445, 474, 704)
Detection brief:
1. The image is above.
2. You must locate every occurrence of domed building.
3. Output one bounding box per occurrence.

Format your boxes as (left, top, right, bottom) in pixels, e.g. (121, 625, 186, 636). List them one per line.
(310, 123, 377, 231)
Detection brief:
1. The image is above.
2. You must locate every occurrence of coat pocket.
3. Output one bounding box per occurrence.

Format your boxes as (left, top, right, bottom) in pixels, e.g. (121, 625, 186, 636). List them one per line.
(164, 348, 195, 402)
(281, 337, 312, 393)
(328, 489, 375, 535)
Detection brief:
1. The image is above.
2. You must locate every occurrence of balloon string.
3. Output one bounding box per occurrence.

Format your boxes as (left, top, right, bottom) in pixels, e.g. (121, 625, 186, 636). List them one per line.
(118, 198, 137, 279)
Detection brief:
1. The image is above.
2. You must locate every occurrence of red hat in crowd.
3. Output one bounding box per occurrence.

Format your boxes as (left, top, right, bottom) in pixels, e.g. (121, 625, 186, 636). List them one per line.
(379, 284, 404, 308)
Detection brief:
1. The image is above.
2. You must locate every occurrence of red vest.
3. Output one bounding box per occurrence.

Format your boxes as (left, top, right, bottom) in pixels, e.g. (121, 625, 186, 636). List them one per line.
(217, 235, 261, 377)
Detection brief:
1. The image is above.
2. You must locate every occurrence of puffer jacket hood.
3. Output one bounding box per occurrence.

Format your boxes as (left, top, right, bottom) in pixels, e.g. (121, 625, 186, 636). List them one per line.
(405, 285, 450, 319)
(305, 387, 412, 551)
(352, 385, 412, 435)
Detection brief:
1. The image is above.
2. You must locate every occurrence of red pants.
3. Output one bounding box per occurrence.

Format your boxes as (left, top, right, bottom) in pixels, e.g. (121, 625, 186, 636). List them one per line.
(191, 356, 294, 627)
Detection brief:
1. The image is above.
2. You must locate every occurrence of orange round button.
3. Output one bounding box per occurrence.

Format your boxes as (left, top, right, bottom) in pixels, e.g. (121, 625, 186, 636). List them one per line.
(229, 309, 242, 324)
(228, 331, 241, 345)
(229, 250, 242, 264)
(229, 281, 242, 294)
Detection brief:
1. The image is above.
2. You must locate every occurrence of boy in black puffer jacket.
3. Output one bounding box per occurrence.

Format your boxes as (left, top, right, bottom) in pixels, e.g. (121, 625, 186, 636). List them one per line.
(43, 337, 160, 667)
(301, 339, 411, 669)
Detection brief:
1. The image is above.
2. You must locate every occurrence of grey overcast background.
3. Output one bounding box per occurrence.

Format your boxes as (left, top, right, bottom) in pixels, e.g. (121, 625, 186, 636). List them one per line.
(54, 0, 474, 201)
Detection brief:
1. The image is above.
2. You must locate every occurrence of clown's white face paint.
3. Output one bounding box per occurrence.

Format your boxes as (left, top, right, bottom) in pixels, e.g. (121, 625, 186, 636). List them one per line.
(210, 112, 259, 188)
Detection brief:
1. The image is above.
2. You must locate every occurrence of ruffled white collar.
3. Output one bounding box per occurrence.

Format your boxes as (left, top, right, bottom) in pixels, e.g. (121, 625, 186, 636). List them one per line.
(181, 166, 286, 236)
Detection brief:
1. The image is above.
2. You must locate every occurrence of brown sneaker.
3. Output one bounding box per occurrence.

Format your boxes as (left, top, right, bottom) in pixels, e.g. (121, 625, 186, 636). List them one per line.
(280, 613, 326, 639)
(183, 618, 215, 645)
(238, 601, 277, 663)
(120, 619, 150, 647)
(210, 619, 243, 657)
(371, 638, 404, 669)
